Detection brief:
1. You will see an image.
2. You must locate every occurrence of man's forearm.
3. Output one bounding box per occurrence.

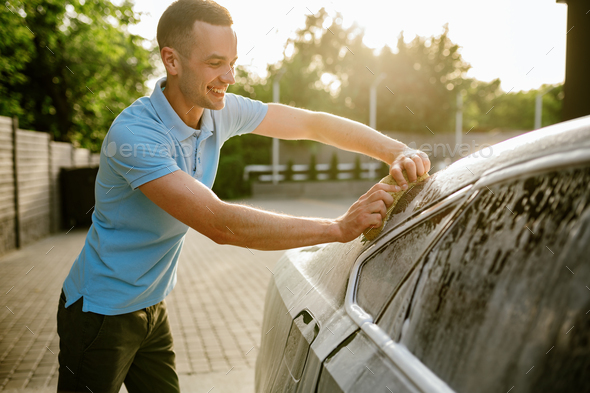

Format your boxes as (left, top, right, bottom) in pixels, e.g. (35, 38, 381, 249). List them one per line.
(310, 111, 408, 165)
(213, 200, 341, 250)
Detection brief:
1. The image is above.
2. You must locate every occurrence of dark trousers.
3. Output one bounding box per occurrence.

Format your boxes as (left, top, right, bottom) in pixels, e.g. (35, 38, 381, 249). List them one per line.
(56, 289, 180, 393)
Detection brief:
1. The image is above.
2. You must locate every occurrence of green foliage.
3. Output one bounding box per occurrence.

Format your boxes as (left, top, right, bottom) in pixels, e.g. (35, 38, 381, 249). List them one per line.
(0, 0, 157, 151)
(329, 152, 339, 180)
(212, 133, 271, 199)
(308, 154, 318, 181)
(0, 4, 33, 119)
(462, 79, 563, 132)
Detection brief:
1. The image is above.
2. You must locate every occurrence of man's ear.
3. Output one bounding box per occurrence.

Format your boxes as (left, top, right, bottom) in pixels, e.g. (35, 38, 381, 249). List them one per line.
(161, 47, 181, 76)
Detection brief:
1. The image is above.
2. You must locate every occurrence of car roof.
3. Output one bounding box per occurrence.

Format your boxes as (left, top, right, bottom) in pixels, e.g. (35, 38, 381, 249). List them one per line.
(374, 115, 590, 242)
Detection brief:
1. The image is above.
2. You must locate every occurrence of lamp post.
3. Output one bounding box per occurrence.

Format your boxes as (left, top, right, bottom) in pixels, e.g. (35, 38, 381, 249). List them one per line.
(369, 73, 386, 180)
(369, 73, 387, 130)
(272, 68, 286, 184)
(535, 86, 556, 130)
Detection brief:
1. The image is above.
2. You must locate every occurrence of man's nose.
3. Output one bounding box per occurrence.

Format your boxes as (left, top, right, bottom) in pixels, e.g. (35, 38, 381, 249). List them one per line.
(219, 66, 235, 85)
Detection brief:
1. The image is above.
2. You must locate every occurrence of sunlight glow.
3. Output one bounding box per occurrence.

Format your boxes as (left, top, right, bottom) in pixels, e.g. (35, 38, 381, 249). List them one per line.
(121, 0, 567, 93)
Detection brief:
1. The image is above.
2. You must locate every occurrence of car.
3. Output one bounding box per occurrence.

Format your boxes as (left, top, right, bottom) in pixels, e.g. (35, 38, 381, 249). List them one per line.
(255, 115, 590, 393)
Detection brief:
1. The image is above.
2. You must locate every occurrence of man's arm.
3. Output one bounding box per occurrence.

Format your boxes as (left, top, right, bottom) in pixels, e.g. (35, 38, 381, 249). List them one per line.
(138, 169, 397, 250)
(251, 103, 431, 188)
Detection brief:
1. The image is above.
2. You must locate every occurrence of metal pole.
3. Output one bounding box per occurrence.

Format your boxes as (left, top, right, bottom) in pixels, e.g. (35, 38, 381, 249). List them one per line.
(534, 86, 556, 130)
(272, 69, 286, 185)
(455, 91, 463, 150)
(370, 73, 387, 129)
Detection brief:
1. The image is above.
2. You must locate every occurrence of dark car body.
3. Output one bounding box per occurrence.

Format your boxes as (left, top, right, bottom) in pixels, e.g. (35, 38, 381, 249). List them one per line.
(255, 116, 590, 393)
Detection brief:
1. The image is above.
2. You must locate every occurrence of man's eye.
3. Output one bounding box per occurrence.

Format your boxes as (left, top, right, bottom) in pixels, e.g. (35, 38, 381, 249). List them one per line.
(210, 63, 221, 66)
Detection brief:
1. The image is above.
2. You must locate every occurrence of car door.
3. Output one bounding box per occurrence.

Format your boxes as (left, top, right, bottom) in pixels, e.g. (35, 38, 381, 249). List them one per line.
(389, 150, 590, 393)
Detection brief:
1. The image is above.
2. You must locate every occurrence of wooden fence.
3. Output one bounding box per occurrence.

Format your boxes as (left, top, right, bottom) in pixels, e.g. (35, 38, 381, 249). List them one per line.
(0, 116, 100, 257)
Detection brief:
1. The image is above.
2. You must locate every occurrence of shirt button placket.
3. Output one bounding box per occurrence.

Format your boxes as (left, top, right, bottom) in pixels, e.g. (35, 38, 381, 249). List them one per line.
(192, 132, 199, 176)
(196, 145, 203, 177)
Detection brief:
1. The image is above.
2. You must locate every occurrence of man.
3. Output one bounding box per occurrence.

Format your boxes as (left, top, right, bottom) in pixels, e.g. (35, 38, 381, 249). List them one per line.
(56, 0, 430, 392)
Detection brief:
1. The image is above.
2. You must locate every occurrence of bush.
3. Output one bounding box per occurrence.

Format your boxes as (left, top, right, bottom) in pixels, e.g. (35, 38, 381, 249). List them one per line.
(213, 134, 271, 199)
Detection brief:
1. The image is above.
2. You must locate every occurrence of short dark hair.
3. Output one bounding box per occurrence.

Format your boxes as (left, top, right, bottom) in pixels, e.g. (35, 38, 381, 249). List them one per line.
(157, 0, 233, 56)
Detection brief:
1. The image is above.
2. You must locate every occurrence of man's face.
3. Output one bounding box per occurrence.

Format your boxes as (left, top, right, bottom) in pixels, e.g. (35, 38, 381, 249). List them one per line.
(176, 21, 237, 111)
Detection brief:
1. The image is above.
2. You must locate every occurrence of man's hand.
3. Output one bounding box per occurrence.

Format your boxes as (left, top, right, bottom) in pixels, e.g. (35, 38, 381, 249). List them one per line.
(389, 147, 431, 189)
(334, 183, 400, 243)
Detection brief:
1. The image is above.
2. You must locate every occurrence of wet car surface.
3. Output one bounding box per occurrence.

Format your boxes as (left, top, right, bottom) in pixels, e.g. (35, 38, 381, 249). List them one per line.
(255, 115, 590, 393)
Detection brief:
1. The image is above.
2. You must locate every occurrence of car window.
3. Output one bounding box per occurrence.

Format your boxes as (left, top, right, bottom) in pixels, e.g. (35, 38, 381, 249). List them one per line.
(356, 202, 458, 319)
(399, 164, 590, 393)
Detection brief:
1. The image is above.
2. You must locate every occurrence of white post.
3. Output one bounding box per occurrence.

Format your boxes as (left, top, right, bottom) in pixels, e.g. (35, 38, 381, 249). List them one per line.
(272, 69, 286, 185)
(369, 73, 387, 130)
(534, 86, 556, 130)
(455, 91, 463, 152)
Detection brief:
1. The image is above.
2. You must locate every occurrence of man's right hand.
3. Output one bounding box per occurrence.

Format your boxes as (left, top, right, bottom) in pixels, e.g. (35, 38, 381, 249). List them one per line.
(333, 183, 400, 243)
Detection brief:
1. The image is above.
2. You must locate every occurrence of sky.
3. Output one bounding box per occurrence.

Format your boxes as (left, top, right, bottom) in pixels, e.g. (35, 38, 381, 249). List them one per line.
(119, 0, 569, 93)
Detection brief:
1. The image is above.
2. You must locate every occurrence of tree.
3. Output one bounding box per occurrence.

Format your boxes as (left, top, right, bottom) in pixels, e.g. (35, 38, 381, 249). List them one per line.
(251, 10, 472, 134)
(462, 79, 563, 132)
(0, 0, 157, 151)
(1, 3, 36, 120)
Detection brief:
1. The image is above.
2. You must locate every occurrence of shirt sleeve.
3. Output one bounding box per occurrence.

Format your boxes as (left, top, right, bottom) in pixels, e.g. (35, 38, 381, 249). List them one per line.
(222, 93, 268, 141)
(105, 121, 180, 189)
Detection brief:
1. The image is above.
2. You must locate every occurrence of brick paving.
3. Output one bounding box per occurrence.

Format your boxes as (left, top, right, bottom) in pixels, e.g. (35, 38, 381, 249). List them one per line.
(0, 196, 356, 392)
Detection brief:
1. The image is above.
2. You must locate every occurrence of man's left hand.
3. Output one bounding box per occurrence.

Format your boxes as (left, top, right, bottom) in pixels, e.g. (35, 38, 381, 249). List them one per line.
(389, 147, 431, 188)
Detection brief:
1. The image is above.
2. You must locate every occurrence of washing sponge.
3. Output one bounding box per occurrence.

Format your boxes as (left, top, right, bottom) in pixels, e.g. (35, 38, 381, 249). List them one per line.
(362, 171, 430, 242)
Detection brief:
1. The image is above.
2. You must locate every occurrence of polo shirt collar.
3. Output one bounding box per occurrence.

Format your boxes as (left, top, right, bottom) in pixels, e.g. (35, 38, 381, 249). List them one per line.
(150, 77, 214, 141)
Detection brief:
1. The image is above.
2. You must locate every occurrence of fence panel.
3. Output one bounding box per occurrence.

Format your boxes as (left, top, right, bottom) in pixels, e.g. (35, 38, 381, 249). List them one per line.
(16, 129, 51, 247)
(50, 142, 73, 232)
(73, 148, 91, 167)
(90, 153, 100, 166)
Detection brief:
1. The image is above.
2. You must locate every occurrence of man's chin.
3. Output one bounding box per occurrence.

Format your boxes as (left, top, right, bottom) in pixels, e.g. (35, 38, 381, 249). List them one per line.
(207, 98, 226, 111)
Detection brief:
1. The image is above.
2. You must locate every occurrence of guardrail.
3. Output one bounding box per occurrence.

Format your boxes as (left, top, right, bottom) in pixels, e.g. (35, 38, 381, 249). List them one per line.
(243, 162, 384, 182)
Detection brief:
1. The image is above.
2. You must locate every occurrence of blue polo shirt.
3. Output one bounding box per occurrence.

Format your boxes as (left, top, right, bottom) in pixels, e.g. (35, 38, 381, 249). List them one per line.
(62, 77, 268, 315)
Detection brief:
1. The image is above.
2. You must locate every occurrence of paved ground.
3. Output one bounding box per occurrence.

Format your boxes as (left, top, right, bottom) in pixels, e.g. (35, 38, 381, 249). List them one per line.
(0, 196, 358, 392)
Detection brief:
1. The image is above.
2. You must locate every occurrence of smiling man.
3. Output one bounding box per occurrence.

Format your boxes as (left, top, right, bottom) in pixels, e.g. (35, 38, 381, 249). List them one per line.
(56, 0, 430, 392)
